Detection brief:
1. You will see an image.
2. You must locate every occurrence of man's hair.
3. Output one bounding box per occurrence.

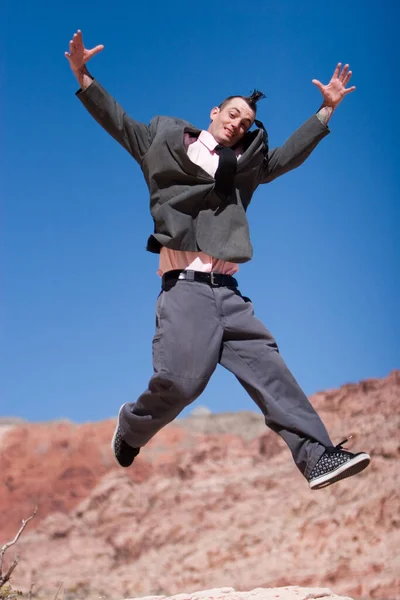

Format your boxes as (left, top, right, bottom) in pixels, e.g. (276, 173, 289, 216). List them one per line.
(218, 89, 266, 113)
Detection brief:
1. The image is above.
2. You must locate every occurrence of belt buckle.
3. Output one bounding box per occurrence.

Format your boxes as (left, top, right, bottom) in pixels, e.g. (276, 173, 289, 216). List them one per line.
(210, 272, 218, 286)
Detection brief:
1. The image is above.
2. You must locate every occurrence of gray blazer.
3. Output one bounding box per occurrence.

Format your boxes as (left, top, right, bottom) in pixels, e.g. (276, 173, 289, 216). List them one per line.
(77, 80, 330, 263)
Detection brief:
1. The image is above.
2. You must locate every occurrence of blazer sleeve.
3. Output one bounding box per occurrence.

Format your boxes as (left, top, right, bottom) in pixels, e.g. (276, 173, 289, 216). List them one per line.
(258, 114, 330, 184)
(76, 79, 157, 164)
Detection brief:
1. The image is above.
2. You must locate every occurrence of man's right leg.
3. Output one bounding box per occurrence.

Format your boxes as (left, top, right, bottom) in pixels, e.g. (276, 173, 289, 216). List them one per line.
(112, 279, 223, 466)
(217, 286, 370, 489)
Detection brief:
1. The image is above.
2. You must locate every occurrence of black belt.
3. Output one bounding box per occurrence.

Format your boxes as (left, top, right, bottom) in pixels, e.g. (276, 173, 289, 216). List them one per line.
(162, 269, 238, 288)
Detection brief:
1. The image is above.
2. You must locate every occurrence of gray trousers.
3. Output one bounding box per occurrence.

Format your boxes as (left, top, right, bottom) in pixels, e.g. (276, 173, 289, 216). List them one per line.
(120, 278, 333, 479)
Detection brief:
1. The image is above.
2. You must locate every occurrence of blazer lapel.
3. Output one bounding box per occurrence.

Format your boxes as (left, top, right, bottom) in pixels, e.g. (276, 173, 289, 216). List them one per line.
(165, 123, 214, 182)
(236, 129, 265, 171)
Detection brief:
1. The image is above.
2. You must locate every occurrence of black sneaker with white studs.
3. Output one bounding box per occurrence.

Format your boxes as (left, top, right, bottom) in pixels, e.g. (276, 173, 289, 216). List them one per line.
(111, 405, 140, 468)
(308, 438, 370, 490)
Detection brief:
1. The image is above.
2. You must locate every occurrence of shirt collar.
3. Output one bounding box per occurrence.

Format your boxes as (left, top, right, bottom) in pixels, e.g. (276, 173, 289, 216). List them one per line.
(198, 130, 219, 152)
(198, 129, 243, 157)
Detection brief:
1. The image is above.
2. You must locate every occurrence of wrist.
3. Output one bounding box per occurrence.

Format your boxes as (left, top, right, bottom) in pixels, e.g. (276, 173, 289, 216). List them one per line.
(316, 104, 334, 126)
(321, 100, 338, 110)
(72, 64, 93, 90)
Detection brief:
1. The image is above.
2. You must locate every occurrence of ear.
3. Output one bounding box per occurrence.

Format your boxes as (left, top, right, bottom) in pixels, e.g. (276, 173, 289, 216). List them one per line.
(210, 106, 220, 121)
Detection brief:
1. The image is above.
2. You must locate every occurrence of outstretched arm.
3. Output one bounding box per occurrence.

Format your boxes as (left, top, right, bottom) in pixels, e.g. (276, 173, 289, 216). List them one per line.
(65, 30, 154, 164)
(259, 63, 355, 184)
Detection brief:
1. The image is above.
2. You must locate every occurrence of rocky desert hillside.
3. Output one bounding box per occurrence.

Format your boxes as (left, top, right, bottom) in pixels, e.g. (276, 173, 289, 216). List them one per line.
(0, 371, 399, 600)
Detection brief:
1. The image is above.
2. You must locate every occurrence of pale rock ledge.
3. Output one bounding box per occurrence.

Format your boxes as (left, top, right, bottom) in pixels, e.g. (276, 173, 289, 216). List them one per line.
(125, 585, 354, 600)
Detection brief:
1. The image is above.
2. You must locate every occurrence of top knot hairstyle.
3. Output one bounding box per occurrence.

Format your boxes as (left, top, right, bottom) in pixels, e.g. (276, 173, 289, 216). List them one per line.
(218, 89, 266, 113)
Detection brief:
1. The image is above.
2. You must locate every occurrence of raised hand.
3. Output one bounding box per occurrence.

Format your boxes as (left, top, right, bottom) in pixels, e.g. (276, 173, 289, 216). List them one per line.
(312, 63, 356, 109)
(65, 30, 104, 73)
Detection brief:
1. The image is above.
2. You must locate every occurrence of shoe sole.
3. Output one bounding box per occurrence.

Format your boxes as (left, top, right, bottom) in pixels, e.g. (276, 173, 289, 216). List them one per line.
(309, 453, 371, 490)
(111, 404, 125, 467)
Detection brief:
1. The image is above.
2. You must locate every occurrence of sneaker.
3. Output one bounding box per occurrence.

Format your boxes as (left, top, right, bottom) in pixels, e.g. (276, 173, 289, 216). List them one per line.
(111, 405, 140, 468)
(308, 438, 370, 490)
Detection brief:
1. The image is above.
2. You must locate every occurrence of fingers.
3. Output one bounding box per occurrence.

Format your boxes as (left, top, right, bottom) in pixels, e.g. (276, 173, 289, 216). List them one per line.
(312, 79, 324, 92)
(332, 63, 341, 79)
(69, 38, 76, 55)
(339, 63, 355, 91)
(339, 64, 350, 82)
(334, 62, 354, 85)
(343, 69, 353, 87)
(72, 30, 83, 51)
(68, 30, 83, 55)
(88, 44, 105, 58)
(67, 29, 104, 61)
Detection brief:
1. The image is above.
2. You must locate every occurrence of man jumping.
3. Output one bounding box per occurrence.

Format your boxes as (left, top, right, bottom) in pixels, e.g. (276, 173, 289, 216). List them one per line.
(65, 30, 370, 490)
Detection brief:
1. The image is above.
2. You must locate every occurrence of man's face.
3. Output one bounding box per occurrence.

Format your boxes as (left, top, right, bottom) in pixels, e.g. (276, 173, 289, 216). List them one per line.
(208, 98, 255, 147)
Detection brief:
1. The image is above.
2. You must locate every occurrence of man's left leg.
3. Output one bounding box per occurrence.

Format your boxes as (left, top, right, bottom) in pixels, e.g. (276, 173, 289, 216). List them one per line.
(217, 286, 370, 488)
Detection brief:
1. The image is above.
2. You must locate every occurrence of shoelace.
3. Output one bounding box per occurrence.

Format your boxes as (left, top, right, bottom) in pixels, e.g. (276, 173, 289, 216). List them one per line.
(326, 435, 353, 453)
(337, 437, 350, 447)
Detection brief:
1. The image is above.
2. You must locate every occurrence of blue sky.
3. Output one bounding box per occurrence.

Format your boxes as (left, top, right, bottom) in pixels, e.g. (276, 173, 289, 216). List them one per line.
(1, 0, 399, 423)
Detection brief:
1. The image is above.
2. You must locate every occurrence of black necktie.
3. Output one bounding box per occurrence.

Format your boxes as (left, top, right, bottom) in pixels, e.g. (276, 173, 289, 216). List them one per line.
(214, 144, 237, 199)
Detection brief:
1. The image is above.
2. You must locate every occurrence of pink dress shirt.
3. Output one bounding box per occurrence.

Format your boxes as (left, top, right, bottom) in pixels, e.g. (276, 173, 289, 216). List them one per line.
(157, 130, 241, 277)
